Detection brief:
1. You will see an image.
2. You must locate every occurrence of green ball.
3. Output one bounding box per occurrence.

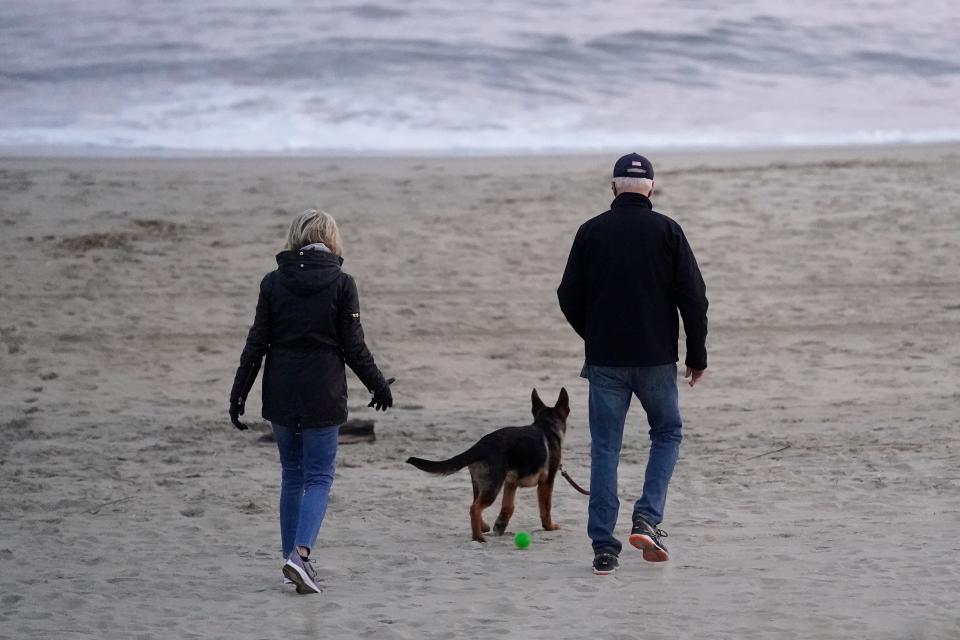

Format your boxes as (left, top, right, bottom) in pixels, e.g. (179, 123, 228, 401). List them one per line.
(514, 531, 532, 549)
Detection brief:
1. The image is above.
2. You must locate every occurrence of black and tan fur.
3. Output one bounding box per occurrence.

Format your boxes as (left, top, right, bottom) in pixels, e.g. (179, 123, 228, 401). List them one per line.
(406, 388, 569, 542)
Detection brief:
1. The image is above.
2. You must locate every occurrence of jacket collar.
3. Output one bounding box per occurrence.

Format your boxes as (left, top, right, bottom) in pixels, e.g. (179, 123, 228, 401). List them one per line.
(611, 192, 653, 210)
(277, 249, 344, 267)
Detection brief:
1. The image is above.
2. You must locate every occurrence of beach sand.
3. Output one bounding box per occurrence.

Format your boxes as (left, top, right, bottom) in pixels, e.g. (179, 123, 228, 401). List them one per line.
(1, 144, 959, 639)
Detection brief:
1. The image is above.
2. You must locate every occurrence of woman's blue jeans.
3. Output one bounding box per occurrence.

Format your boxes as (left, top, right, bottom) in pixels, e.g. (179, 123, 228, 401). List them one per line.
(272, 423, 339, 559)
(583, 364, 683, 555)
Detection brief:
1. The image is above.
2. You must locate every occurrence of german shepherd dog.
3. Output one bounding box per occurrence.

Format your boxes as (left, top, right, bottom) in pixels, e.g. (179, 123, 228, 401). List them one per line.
(407, 388, 569, 542)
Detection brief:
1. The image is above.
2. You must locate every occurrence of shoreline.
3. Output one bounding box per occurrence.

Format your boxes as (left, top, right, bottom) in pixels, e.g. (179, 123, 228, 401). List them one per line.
(3, 139, 959, 164)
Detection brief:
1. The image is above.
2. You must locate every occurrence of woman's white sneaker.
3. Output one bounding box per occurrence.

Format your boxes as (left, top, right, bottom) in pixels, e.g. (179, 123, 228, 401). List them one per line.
(282, 553, 321, 594)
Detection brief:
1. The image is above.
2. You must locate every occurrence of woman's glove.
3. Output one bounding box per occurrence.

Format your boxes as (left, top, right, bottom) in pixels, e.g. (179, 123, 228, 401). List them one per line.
(229, 359, 261, 431)
(229, 398, 248, 430)
(368, 378, 395, 412)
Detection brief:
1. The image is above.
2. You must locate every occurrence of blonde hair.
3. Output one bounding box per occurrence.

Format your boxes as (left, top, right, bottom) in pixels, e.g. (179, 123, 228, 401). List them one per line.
(286, 208, 343, 256)
(612, 176, 654, 196)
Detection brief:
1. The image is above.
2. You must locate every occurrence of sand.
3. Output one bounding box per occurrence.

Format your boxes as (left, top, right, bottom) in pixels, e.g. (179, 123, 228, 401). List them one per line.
(1, 144, 959, 639)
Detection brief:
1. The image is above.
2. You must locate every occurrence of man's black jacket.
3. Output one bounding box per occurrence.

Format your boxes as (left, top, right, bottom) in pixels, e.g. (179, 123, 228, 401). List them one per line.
(230, 249, 388, 427)
(557, 192, 708, 370)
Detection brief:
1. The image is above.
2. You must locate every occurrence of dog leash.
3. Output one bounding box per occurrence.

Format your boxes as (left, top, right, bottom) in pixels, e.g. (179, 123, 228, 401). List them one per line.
(559, 464, 590, 495)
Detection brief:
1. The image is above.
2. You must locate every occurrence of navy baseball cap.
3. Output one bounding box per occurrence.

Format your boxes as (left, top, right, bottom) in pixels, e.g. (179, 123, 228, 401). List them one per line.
(612, 153, 654, 179)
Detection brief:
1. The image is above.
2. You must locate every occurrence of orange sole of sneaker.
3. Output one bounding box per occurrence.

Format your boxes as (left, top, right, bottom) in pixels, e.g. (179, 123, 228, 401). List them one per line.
(629, 533, 669, 562)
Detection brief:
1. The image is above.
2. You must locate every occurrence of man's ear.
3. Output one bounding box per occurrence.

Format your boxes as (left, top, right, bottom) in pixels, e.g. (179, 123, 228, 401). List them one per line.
(649, 179, 655, 197)
(555, 387, 570, 420)
(532, 388, 546, 416)
(611, 181, 618, 196)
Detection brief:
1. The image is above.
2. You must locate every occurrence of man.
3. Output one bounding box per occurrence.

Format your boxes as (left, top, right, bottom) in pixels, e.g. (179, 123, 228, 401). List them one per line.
(557, 153, 708, 575)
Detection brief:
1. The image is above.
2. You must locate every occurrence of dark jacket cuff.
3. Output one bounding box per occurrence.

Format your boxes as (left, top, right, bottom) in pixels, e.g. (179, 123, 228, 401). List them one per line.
(684, 349, 707, 370)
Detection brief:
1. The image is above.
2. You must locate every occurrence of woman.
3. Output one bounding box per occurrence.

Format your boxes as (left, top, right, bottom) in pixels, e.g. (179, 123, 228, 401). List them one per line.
(229, 208, 393, 595)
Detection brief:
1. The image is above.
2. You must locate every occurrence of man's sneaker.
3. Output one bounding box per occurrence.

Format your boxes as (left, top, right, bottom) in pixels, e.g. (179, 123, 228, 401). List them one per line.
(592, 552, 619, 576)
(282, 553, 321, 594)
(280, 570, 293, 586)
(629, 517, 669, 562)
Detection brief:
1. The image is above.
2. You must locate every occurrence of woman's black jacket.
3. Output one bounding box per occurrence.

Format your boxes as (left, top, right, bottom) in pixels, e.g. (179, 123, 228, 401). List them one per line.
(230, 249, 389, 427)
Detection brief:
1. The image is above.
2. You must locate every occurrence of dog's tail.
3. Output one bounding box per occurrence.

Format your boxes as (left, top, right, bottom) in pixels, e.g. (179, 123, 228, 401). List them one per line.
(406, 444, 481, 476)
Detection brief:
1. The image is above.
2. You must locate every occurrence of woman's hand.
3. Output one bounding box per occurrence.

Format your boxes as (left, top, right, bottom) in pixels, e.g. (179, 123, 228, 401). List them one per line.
(230, 399, 248, 430)
(368, 378, 395, 411)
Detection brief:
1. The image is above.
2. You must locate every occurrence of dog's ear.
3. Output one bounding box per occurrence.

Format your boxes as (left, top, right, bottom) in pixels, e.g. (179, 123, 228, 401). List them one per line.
(532, 388, 546, 416)
(555, 387, 570, 420)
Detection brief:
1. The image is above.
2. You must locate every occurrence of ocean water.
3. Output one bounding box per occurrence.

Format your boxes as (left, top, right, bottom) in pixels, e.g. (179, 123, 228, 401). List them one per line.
(2, 0, 959, 154)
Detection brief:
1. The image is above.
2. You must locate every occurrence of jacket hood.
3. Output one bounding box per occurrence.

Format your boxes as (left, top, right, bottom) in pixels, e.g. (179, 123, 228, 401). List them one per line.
(275, 249, 343, 296)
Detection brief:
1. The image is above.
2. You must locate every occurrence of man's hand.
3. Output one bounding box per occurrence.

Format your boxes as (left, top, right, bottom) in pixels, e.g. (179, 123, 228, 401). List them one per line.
(229, 399, 248, 430)
(684, 367, 705, 388)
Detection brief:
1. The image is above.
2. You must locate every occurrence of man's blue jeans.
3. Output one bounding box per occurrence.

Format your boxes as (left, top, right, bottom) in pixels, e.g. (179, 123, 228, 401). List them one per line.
(583, 364, 683, 555)
(272, 423, 339, 559)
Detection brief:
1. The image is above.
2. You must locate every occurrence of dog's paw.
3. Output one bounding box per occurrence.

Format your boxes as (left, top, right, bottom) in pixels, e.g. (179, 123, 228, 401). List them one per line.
(492, 523, 507, 536)
(481, 521, 492, 533)
(542, 523, 560, 531)
(473, 535, 488, 544)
